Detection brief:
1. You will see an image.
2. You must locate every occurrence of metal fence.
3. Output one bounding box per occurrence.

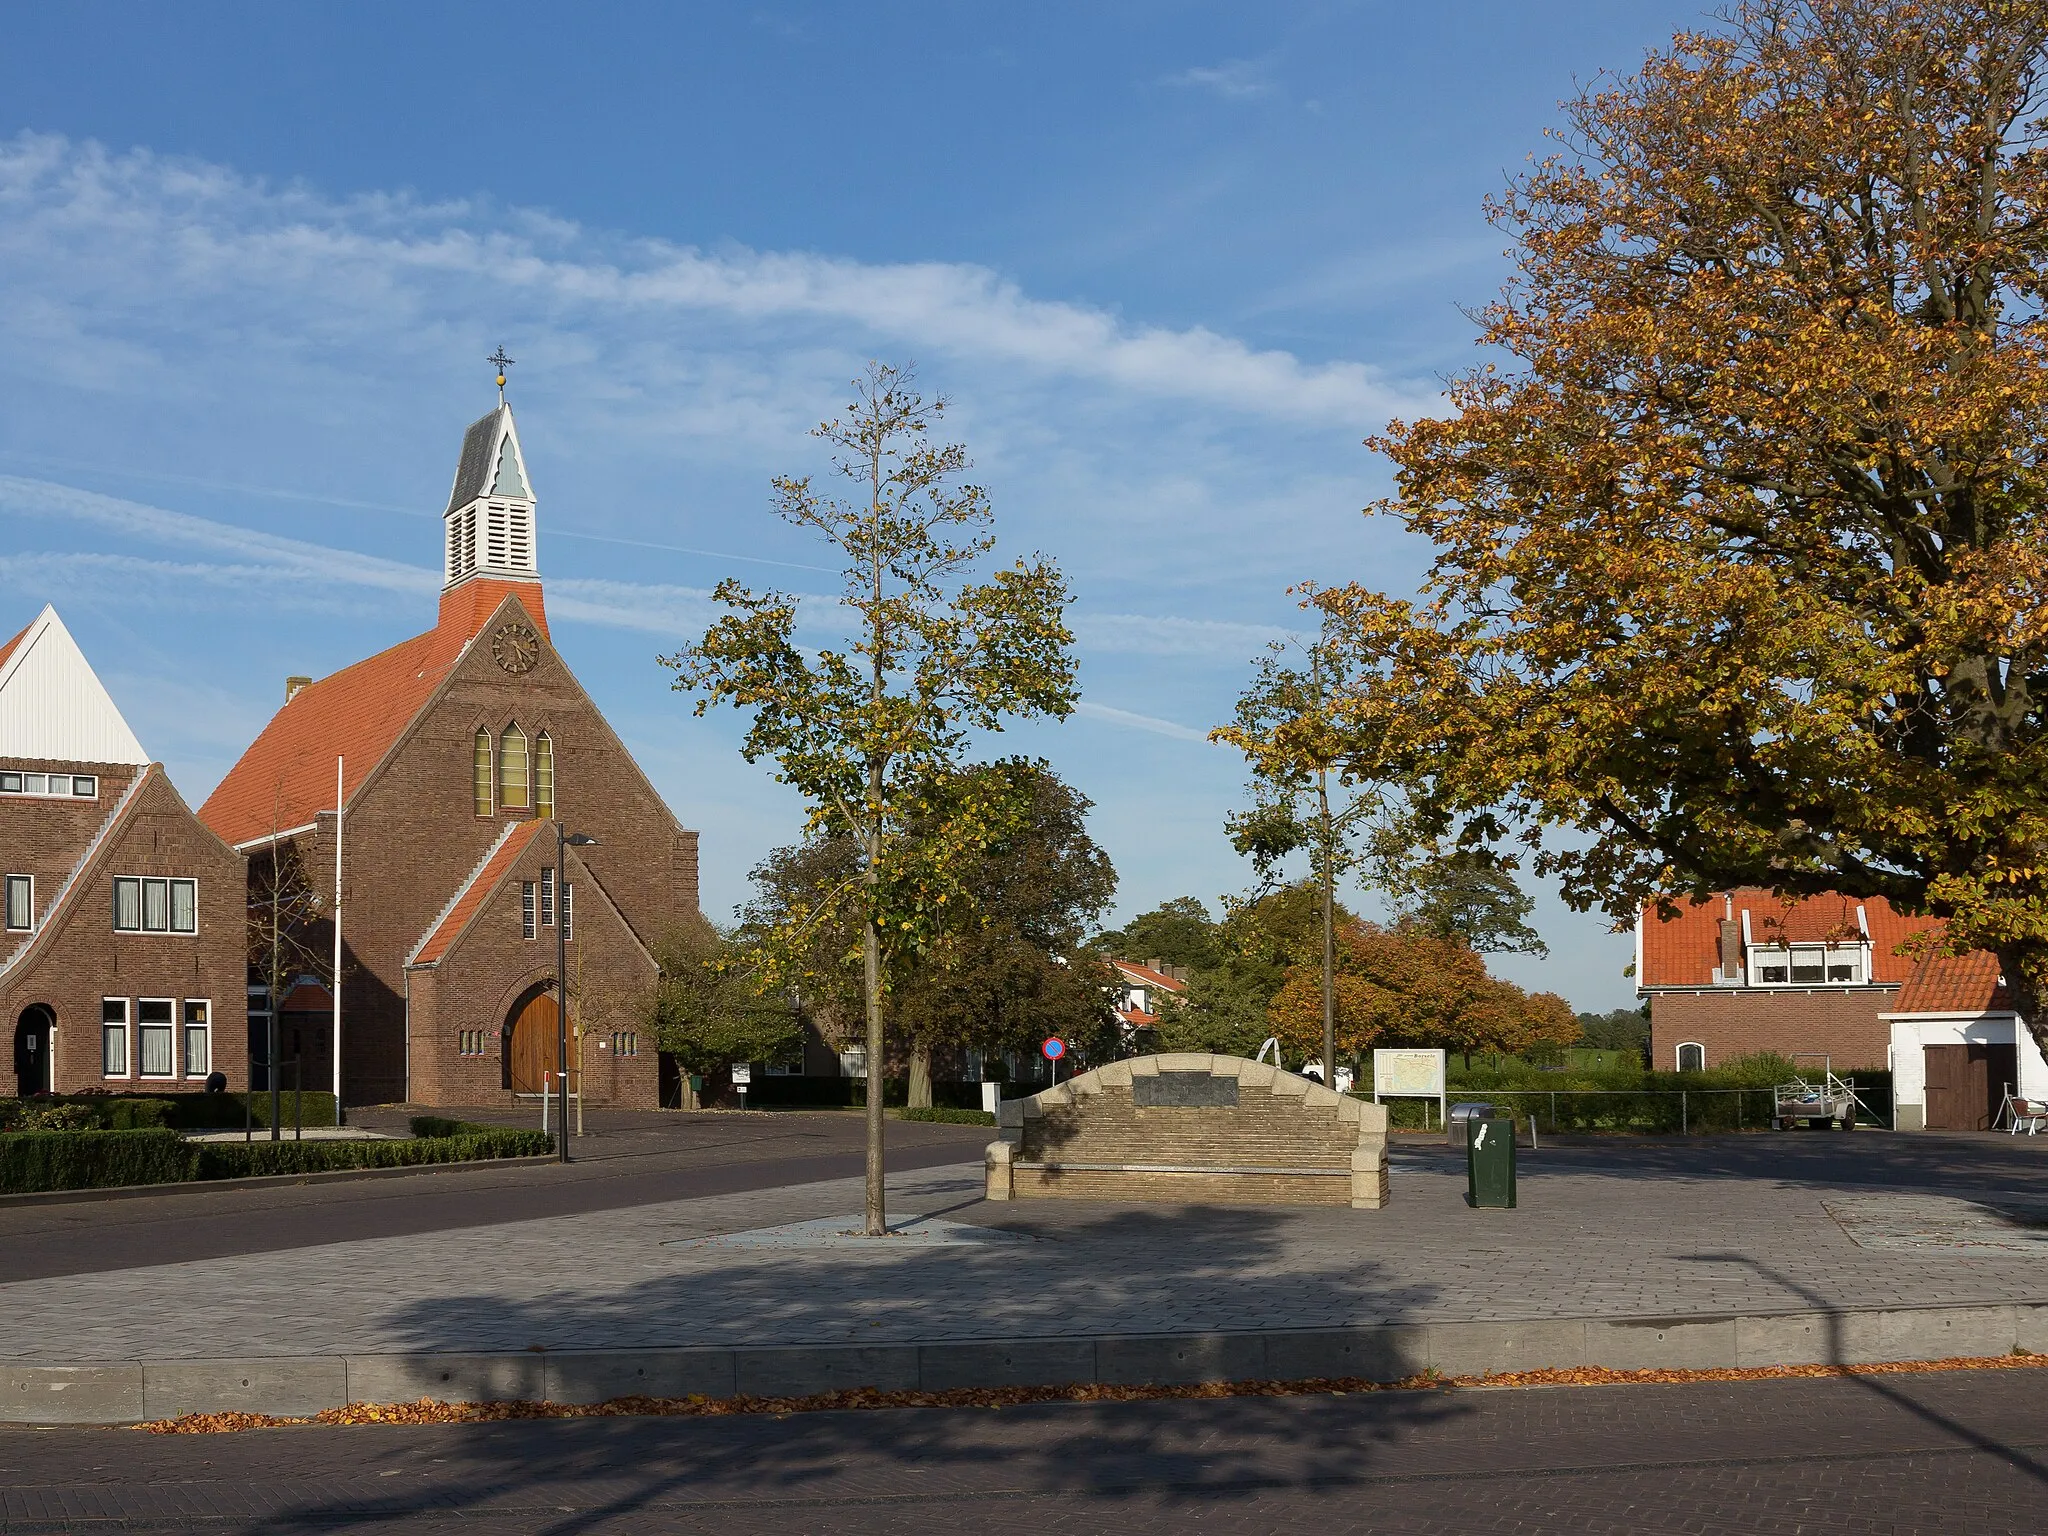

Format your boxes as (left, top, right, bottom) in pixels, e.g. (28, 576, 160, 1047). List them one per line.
(1388, 1084, 1890, 1136)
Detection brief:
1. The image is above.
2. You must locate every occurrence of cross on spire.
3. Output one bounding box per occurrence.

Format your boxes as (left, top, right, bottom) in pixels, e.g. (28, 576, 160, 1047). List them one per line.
(487, 345, 515, 406)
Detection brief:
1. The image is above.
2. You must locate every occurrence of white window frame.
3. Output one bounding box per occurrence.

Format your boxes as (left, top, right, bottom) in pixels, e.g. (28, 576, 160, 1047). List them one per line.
(101, 997, 130, 1078)
(563, 881, 574, 941)
(521, 881, 537, 940)
(135, 998, 177, 1079)
(182, 999, 211, 1079)
(1676, 1041, 1707, 1072)
(0, 770, 96, 799)
(1746, 940, 1870, 987)
(539, 866, 555, 927)
(3, 873, 31, 932)
(112, 876, 199, 934)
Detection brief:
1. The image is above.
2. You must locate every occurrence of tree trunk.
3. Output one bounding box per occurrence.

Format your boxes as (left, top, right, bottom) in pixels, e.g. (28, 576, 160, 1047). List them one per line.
(862, 908, 886, 1236)
(1319, 766, 1335, 1092)
(908, 1043, 933, 1108)
(1995, 944, 2048, 1059)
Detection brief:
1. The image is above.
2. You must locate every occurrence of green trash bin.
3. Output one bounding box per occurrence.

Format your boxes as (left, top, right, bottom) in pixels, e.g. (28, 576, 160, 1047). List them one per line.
(1466, 1115, 1517, 1209)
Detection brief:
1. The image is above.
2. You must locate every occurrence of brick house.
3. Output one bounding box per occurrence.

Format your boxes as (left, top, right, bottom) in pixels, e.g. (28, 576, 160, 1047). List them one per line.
(197, 398, 700, 1109)
(1109, 958, 1188, 1041)
(1, 606, 248, 1097)
(1635, 888, 1938, 1072)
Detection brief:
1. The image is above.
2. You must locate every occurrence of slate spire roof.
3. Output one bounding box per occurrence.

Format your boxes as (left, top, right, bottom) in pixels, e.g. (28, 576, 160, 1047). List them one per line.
(200, 400, 551, 849)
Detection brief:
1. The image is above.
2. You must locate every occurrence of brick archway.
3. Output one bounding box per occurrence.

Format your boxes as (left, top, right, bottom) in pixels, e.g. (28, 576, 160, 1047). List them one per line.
(505, 985, 577, 1096)
(13, 1004, 54, 1098)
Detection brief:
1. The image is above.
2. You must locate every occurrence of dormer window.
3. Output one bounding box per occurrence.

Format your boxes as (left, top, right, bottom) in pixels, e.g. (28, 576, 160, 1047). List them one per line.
(1749, 942, 1865, 986)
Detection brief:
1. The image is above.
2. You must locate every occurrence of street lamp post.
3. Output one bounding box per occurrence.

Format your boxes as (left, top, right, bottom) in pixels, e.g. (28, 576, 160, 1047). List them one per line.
(555, 823, 598, 1164)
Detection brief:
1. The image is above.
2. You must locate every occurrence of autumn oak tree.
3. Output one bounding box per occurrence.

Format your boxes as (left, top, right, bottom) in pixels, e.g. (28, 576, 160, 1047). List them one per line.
(1311, 0, 2048, 1050)
(668, 364, 1077, 1234)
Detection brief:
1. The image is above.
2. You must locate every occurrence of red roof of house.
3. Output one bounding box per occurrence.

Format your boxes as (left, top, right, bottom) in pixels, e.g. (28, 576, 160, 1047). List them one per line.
(1110, 959, 1188, 995)
(198, 579, 547, 848)
(409, 819, 549, 967)
(1639, 888, 1939, 988)
(0, 618, 30, 674)
(1893, 950, 2011, 1015)
(278, 982, 333, 1013)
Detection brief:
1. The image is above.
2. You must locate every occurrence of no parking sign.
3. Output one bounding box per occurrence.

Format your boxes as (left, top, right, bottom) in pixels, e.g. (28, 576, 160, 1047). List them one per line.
(1041, 1037, 1065, 1061)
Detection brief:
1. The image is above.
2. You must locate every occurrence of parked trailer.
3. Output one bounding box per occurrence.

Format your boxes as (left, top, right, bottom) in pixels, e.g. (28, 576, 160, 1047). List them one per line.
(1771, 1054, 1866, 1131)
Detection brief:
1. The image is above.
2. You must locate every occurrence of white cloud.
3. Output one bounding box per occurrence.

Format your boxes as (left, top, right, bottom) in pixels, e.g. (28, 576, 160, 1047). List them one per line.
(1071, 611, 1301, 659)
(1165, 60, 1278, 102)
(1073, 700, 1214, 742)
(0, 134, 1433, 432)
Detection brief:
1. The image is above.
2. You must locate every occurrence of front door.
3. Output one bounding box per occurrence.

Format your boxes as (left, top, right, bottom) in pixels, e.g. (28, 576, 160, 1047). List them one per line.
(13, 1006, 52, 1097)
(1925, 1044, 1997, 1130)
(509, 991, 578, 1096)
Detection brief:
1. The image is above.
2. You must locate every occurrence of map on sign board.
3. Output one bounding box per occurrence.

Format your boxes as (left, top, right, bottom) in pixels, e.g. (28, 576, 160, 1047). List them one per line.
(730, 1063, 752, 1086)
(1373, 1048, 1445, 1098)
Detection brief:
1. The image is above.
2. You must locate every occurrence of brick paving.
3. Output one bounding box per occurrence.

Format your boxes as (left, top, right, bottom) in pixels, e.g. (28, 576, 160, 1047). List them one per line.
(2, 1369, 2045, 1532)
(6, 1137, 2048, 1362)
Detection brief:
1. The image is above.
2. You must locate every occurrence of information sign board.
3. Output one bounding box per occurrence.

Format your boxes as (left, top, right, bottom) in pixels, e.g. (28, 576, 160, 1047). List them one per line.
(730, 1063, 753, 1086)
(1372, 1048, 1448, 1128)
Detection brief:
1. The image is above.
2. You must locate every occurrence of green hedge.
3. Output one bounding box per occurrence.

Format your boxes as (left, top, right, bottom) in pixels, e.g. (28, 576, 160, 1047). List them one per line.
(0, 1092, 339, 1131)
(0, 1126, 552, 1194)
(895, 1106, 996, 1126)
(408, 1115, 493, 1139)
(0, 1129, 198, 1192)
(197, 1129, 550, 1179)
(1365, 1053, 1894, 1133)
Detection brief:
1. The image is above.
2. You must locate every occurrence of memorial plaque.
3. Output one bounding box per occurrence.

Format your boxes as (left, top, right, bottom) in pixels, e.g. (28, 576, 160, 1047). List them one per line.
(1133, 1072, 1239, 1107)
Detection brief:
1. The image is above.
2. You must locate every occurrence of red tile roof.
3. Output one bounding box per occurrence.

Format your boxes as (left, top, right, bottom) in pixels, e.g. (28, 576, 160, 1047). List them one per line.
(0, 618, 29, 674)
(410, 819, 549, 967)
(278, 982, 333, 1013)
(199, 580, 547, 848)
(1639, 888, 1939, 988)
(1893, 951, 2010, 1015)
(1110, 959, 1188, 995)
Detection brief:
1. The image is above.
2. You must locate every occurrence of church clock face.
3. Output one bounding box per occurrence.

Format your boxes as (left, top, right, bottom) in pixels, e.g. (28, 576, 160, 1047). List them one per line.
(492, 622, 541, 676)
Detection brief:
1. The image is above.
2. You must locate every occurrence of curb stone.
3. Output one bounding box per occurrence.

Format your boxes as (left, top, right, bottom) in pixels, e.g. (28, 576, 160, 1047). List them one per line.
(6, 1298, 2045, 1425)
(0, 1154, 562, 1209)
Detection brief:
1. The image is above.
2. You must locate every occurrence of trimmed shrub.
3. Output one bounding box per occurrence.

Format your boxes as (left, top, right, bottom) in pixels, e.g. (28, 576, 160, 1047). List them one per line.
(0, 1101, 100, 1132)
(196, 1129, 552, 1179)
(0, 1129, 198, 1193)
(408, 1115, 477, 1139)
(106, 1099, 177, 1130)
(895, 1106, 996, 1126)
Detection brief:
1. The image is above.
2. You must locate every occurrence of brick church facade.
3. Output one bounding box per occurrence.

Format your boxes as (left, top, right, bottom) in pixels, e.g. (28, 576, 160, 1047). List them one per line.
(198, 398, 700, 1109)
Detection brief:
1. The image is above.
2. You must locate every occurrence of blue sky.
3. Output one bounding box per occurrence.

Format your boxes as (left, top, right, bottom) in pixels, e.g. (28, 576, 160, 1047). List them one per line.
(0, 2, 1714, 1011)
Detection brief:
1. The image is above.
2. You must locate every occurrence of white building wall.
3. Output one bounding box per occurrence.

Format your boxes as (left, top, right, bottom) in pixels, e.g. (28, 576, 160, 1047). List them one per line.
(1888, 1014, 2048, 1126)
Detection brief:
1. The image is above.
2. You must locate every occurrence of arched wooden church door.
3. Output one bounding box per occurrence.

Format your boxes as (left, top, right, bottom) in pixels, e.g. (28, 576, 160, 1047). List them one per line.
(508, 991, 578, 1095)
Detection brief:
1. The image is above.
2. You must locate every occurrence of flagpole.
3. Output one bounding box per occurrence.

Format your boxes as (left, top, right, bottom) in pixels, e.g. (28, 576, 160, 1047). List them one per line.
(332, 755, 344, 1125)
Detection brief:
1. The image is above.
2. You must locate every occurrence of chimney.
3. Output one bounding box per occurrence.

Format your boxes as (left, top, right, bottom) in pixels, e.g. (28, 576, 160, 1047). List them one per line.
(1147, 957, 1165, 975)
(1718, 919, 1742, 981)
(285, 675, 312, 704)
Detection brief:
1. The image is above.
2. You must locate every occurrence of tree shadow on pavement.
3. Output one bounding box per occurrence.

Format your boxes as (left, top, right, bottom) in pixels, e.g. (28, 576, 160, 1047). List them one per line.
(256, 1198, 1464, 1532)
(1680, 1250, 2048, 1489)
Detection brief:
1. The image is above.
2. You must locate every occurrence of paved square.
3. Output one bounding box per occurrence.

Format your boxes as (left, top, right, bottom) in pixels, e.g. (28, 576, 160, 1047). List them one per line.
(7, 1139, 2048, 1364)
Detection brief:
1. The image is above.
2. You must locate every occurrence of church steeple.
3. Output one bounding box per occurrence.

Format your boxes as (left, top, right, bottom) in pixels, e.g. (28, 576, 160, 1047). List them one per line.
(442, 401, 539, 590)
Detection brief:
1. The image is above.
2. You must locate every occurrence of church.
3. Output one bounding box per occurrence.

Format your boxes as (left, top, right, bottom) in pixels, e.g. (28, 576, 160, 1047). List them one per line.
(197, 388, 701, 1109)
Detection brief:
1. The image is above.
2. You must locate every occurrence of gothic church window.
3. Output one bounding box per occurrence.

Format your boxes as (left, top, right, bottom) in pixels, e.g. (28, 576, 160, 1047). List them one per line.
(473, 729, 494, 816)
(499, 725, 530, 811)
(535, 733, 555, 818)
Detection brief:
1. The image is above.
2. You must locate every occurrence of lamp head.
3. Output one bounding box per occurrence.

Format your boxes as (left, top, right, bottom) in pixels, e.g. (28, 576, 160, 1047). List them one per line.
(565, 833, 599, 847)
